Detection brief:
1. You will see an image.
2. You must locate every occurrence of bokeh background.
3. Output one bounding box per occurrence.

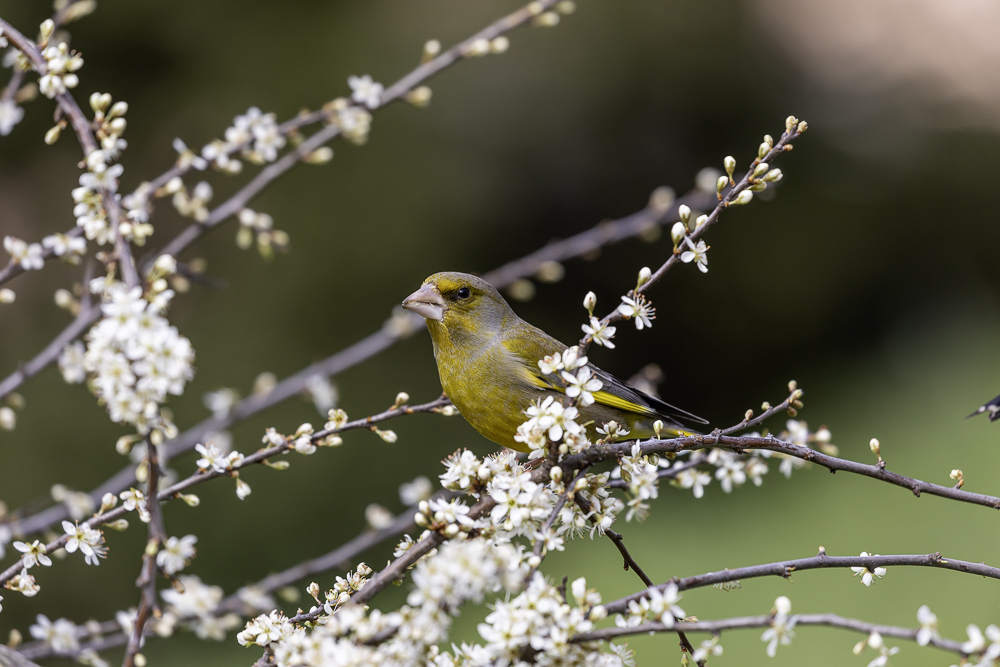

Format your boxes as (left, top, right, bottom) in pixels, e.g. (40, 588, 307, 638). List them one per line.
(2, 0, 999, 664)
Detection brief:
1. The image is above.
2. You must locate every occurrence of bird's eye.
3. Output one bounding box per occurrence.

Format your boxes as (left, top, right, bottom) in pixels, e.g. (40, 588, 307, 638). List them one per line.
(456, 287, 471, 299)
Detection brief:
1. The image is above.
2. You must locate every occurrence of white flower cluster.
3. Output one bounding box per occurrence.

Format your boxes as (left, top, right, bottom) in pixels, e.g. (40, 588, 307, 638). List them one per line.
(615, 582, 685, 630)
(245, 537, 628, 667)
(617, 443, 660, 521)
(29, 614, 79, 654)
(3, 236, 43, 270)
(39, 42, 83, 98)
(960, 622, 1000, 664)
(465, 574, 606, 665)
(72, 95, 137, 245)
(201, 106, 286, 172)
(157, 534, 198, 575)
(75, 281, 194, 433)
(161, 575, 242, 640)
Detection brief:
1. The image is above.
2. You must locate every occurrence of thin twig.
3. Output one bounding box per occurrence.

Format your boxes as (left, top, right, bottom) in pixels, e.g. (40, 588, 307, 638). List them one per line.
(578, 121, 805, 352)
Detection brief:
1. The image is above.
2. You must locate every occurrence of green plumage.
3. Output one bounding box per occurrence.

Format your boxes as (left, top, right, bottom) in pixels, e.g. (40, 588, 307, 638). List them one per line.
(404, 272, 706, 452)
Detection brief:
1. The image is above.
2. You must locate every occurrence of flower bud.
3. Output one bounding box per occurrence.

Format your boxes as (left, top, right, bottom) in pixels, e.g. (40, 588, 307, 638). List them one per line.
(695, 214, 708, 228)
(653, 420, 664, 438)
(583, 291, 596, 315)
(731, 190, 753, 205)
(752, 162, 769, 178)
(723, 155, 736, 178)
(869, 438, 880, 458)
(39, 19, 55, 44)
(423, 40, 441, 59)
(490, 36, 510, 53)
(785, 116, 799, 133)
(527, 554, 542, 568)
(550, 466, 563, 482)
(636, 266, 651, 288)
(716, 175, 729, 193)
(670, 222, 686, 245)
(404, 86, 432, 108)
(394, 391, 410, 408)
(180, 494, 200, 507)
(590, 605, 607, 621)
(304, 147, 334, 164)
(107, 101, 129, 120)
(797, 120, 808, 133)
(443, 523, 460, 538)
(0, 289, 14, 304)
(678, 204, 691, 223)
(44, 124, 63, 145)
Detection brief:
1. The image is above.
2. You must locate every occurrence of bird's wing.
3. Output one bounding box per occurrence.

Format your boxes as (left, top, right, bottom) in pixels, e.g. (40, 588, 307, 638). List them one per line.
(501, 324, 708, 426)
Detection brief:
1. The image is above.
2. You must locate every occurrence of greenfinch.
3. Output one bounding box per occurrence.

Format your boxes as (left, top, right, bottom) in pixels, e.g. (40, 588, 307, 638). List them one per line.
(402, 272, 706, 452)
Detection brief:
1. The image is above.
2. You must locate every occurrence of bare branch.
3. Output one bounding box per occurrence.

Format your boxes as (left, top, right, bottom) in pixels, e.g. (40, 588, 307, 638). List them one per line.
(573, 612, 968, 657)
(601, 550, 1000, 616)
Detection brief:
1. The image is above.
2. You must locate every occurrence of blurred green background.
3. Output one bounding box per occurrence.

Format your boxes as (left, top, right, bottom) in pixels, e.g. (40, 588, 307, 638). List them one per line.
(2, 0, 999, 664)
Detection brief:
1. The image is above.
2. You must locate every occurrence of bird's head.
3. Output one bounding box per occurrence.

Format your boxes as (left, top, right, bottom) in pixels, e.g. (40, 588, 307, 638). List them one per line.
(402, 272, 514, 339)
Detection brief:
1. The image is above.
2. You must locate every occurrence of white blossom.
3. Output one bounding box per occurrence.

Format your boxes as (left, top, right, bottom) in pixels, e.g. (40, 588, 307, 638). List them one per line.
(915, 605, 939, 646)
(30, 614, 80, 653)
(157, 534, 198, 574)
(0, 99, 24, 136)
(850, 552, 887, 587)
(582, 316, 616, 348)
(679, 237, 709, 273)
(617, 294, 655, 329)
(348, 74, 384, 108)
(4, 236, 44, 270)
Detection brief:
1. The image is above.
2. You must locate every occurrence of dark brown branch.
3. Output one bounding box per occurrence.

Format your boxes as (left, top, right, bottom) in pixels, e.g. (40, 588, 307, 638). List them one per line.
(572, 612, 968, 657)
(601, 550, 1000, 616)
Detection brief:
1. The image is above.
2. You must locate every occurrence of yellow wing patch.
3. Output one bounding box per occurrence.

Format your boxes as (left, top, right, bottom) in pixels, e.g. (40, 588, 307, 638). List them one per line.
(591, 390, 656, 416)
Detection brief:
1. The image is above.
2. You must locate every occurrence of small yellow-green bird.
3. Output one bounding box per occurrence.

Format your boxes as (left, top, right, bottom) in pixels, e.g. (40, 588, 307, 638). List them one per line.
(402, 271, 707, 452)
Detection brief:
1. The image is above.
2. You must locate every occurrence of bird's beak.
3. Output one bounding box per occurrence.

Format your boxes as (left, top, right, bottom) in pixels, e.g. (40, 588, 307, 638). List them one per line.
(402, 283, 446, 322)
